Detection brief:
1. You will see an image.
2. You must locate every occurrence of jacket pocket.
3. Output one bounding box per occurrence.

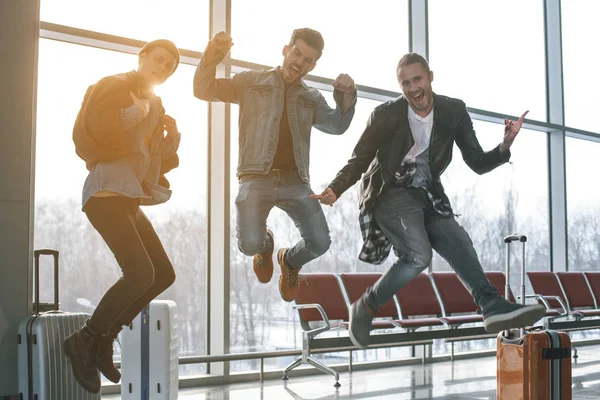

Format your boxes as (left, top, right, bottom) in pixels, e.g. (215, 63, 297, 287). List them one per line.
(246, 85, 273, 113)
(297, 97, 317, 109)
(297, 97, 318, 130)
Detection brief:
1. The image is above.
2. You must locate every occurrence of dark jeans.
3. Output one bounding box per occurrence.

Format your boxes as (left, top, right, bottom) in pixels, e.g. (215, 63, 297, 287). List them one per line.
(84, 196, 176, 334)
(365, 186, 498, 310)
(235, 170, 331, 268)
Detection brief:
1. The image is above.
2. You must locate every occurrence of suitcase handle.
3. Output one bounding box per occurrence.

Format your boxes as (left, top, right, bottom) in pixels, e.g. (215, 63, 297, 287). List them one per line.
(503, 233, 527, 306)
(504, 234, 527, 337)
(503, 234, 527, 243)
(34, 249, 59, 315)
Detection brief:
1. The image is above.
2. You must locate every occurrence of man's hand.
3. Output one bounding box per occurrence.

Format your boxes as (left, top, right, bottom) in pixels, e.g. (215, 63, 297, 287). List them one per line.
(500, 110, 529, 153)
(310, 187, 338, 207)
(332, 73, 356, 112)
(129, 92, 150, 119)
(332, 73, 355, 94)
(205, 31, 234, 63)
(163, 114, 178, 136)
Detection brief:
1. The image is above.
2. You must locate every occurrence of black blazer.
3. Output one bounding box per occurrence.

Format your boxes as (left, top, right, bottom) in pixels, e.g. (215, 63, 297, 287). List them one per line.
(328, 93, 510, 214)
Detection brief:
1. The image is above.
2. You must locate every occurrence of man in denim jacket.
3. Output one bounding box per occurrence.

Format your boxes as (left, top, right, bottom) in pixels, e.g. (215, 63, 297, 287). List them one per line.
(194, 28, 357, 302)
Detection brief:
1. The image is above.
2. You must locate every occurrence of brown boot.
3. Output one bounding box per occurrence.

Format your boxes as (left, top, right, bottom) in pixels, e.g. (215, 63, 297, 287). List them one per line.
(253, 229, 274, 283)
(97, 326, 122, 383)
(277, 248, 301, 302)
(63, 324, 101, 393)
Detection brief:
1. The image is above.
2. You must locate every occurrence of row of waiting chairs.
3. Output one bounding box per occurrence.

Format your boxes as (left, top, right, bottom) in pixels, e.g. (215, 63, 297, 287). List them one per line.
(526, 271, 600, 319)
(285, 270, 600, 385)
(295, 271, 514, 333)
(285, 271, 511, 385)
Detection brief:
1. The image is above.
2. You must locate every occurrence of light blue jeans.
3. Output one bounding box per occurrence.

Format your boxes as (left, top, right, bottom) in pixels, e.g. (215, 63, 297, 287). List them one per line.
(235, 170, 331, 269)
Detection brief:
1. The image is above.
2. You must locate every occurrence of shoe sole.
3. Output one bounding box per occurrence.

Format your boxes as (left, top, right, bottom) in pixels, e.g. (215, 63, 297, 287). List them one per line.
(64, 338, 101, 394)
(484, 305, 547, 333)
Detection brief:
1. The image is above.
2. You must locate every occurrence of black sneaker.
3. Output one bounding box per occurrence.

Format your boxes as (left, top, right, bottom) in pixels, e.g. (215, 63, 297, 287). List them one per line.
(349, 298, 375, 348)
(64, 325, 101, 393)
(482, 297, 546, 333)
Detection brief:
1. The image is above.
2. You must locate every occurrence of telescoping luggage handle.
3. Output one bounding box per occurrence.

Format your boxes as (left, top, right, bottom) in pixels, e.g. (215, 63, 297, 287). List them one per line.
(33, 249, 60, 315)
(504, 234, 527, 307)
(504, 234, 527, 337)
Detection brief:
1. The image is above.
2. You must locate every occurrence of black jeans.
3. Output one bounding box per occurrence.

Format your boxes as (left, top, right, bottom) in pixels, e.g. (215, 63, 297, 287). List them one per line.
(83, 196, 176, 334)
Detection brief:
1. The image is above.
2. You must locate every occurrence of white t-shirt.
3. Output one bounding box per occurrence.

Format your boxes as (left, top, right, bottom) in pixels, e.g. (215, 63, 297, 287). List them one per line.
(402, 104, 434, 163)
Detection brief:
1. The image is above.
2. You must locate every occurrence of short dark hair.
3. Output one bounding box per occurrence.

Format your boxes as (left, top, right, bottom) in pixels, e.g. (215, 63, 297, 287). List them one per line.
(289, 28, 325, 60)
(397, 52, 430, 74)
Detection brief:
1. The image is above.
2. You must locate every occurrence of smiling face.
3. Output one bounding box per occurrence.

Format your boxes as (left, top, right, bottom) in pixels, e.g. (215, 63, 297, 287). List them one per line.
(397, 61, 435, 117)
(138, 47, 178, 86)
(279, 39, 319, 84)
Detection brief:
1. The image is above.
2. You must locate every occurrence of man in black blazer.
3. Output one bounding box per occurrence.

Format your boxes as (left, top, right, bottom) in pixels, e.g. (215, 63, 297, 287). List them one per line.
(311, 53, 546, 348)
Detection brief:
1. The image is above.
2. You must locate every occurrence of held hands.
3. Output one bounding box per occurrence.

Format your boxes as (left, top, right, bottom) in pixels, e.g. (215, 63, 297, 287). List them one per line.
(310, 187, 338, 207)
(500, 110, 529, 153)
(129, 92, 150, 119)
(331, 73, 356, 94)
(206, 31, 234, 63)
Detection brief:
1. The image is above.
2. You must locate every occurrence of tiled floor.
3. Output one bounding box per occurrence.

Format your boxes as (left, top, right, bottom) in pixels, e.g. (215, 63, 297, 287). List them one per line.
(105, 344, 600, 399)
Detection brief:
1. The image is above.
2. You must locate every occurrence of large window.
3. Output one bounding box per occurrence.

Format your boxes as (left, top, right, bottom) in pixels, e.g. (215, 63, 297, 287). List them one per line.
(231, 0, 409, 91)
(428, 0, 546, 121)
(40, 0, 209, 52)
(32, 0, 600, 381)
(566, 137, 600, 271)
(34, 39, 208, 377)
(436, 122, 550, 289)
(562, 1, 600, 133)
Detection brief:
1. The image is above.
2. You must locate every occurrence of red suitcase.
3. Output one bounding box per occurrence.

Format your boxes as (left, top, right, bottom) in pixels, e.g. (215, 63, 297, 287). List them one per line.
(496, 234, 572, 400)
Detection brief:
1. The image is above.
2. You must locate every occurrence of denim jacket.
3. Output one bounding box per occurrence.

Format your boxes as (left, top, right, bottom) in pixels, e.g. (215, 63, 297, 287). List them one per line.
(193, 55, 357, 183)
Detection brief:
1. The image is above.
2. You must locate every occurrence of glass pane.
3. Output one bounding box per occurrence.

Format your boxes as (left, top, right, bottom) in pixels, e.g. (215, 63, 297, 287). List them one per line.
(231, 0, 409, 91)
(566, 137, 600, 271)
(34, 39, 208, 376)
(229, 88, 399, 368)
(562, 1, 600, 133)
(40, 0, 209, 51)
(436, 121, 550, 291)
(428, 0, 546, 121)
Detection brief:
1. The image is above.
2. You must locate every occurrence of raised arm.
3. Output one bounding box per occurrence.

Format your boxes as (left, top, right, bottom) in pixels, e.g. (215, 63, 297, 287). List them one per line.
(193, 31, 245, 104)
(455, 105, 527, 175)
(313, 73, 357, 135)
